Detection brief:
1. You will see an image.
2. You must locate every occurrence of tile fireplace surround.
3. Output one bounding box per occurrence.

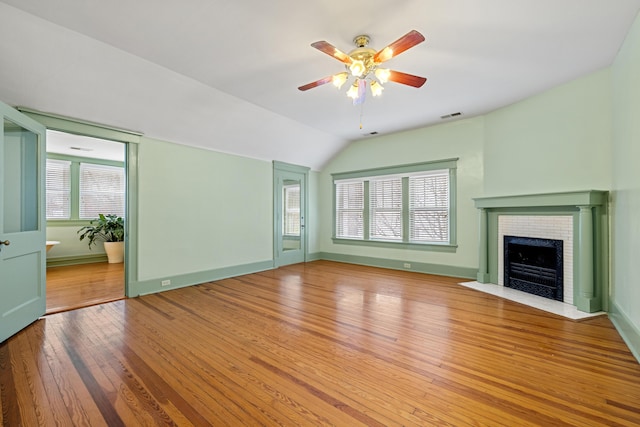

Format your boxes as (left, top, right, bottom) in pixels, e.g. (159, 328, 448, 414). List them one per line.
(473, 191, 609, 313)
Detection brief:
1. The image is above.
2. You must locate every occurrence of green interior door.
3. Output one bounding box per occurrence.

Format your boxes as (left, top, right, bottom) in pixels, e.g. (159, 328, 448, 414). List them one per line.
(0, 101, 46, 343)
(274, 162, 308, 267)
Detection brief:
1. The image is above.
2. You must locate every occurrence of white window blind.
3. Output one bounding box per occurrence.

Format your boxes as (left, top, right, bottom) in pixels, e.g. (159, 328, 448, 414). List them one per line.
(409, 170, 449, 242)
(283, 185, 300, 236)
(333, 160, 455, 247)
(79, 163, 125, 219)
(46, 159, 71, 219)
(370, 177, 402, 240)
(335, 181, 364, 239)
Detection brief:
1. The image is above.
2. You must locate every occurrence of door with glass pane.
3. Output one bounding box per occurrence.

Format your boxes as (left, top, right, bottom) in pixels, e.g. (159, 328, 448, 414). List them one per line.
(274, 162, 308, 267)
(0, 101, 46, 343)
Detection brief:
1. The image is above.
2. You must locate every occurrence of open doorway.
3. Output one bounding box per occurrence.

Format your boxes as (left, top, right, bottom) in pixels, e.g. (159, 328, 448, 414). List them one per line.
(45, 130, 126, 314)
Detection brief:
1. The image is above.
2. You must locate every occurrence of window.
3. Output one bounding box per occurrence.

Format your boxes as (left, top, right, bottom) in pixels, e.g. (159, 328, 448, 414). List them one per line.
(283, 184, 300, 236)
(370, 177, 402, 240)
(46, 159, 71, 219)
(333, 159, 457, 249)
(409, 171, 449, 243)
(45, 155, 125, 221)
(79, 163, 125, 219)
(335, 180, 364, 239)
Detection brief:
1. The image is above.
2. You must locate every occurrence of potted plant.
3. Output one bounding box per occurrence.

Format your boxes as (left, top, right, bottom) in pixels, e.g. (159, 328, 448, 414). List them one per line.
(78, 214, 125, 263)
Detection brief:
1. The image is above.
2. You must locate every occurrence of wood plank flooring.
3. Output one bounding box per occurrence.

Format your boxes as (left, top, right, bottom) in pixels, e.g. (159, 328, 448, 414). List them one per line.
(46, 262, 125, 314)
(2, 260, 639, 426)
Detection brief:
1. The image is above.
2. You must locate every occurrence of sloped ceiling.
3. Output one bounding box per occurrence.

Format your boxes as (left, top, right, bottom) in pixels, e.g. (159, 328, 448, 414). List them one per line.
(1, 0, 639, 170)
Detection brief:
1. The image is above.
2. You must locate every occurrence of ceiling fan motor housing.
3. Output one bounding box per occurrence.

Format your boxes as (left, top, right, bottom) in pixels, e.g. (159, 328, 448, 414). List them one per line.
(353, 34, 370, 47)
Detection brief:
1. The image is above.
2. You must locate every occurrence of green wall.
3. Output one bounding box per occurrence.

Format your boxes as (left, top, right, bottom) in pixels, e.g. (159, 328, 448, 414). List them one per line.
(484, 69, 612, 196)
(132, 137, 274, 292)
(318, 68, 615, 279)
(46, 225, 105, 258)
(610, 11, 640, 360)
(319, 117, 485, 276)
(307, 170, 321, 255)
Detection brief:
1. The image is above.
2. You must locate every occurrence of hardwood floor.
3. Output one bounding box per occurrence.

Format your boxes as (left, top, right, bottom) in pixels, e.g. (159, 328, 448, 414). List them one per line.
(46, 262, 125, 314)
(2, 261, 639, 426)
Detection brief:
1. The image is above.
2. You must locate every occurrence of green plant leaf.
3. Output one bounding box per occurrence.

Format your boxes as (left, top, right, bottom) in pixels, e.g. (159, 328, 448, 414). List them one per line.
(77, 214, 125, 248)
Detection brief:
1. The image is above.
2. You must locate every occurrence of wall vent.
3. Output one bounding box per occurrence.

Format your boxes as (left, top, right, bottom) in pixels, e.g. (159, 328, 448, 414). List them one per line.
(440, 112, 462, 119)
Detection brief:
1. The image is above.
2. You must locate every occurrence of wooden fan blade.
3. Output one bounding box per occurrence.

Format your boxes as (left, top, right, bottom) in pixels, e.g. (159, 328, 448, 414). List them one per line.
(298, 75, 333, 91)
(373, 30, 425, 63)
(311, 41, 353, 65)
(387, 70, 427, 88)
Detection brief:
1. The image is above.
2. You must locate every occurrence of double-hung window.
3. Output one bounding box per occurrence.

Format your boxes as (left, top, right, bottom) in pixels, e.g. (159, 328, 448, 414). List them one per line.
(409, 171, 450, 243)
(46, 155, 125, 222)
(79, 163, 125, 219)
(335, 180, 364, 239)
(370, 177, 403, 241)
(46, 159, 72, 220)
(333, 159, 457, 250)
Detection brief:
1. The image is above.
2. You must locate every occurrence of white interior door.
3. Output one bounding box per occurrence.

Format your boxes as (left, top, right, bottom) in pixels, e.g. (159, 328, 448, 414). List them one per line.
(0, 101, 46, 343)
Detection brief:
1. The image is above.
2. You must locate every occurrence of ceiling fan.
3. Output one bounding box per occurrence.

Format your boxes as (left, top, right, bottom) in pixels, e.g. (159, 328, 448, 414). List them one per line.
(298, 30, 427, 103)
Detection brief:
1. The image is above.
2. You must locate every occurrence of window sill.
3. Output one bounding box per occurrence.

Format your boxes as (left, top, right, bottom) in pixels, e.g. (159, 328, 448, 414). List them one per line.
(332, 237, 457, 253)
(47, 220, 93, 227)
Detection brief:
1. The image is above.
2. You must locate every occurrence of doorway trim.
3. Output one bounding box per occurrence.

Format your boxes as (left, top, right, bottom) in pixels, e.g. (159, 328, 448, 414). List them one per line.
(18, 108, 140, 297)
(273, 161, 309, 267)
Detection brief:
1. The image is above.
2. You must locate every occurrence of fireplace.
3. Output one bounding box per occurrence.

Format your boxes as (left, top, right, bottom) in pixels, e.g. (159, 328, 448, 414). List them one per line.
(473, 190, 609, 313)
(504, 236, 563, 301)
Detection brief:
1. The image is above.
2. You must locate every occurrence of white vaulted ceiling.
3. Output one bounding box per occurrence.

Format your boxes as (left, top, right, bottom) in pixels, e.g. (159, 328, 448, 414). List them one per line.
(1, 0, 639, 170)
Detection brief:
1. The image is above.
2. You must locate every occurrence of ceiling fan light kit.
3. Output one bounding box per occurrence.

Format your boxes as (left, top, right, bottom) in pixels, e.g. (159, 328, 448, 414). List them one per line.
(332, 72, 348, 89)
(299, 30, 427, 106)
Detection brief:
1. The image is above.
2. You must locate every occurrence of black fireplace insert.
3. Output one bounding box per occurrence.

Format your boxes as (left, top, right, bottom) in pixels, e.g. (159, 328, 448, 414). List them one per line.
(504, 235, 563, 301)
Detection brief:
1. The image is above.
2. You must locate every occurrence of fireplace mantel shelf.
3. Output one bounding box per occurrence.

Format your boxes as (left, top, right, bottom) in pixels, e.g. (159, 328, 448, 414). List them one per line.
(473, 190, 608, 209)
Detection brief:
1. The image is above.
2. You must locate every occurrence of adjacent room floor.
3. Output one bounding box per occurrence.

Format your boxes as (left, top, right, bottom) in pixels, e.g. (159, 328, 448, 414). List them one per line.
(45, 262, 125, 314)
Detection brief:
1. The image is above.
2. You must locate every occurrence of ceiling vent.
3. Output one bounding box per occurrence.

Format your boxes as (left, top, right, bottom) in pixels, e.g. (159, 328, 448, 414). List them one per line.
(440, 112, 462, 120)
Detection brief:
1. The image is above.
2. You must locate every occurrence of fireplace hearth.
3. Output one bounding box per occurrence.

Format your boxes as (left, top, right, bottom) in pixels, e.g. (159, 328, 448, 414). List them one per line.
(504, 235, 563, 301)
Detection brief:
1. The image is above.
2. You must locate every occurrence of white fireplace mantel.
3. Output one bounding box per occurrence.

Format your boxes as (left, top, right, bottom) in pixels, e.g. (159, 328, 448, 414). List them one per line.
(473, 191, 609, 313)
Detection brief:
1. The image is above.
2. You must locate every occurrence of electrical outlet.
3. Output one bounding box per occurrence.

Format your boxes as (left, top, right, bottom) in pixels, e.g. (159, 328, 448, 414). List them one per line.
(161, 279, 171, 287)
(403, 263, 411, 269)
